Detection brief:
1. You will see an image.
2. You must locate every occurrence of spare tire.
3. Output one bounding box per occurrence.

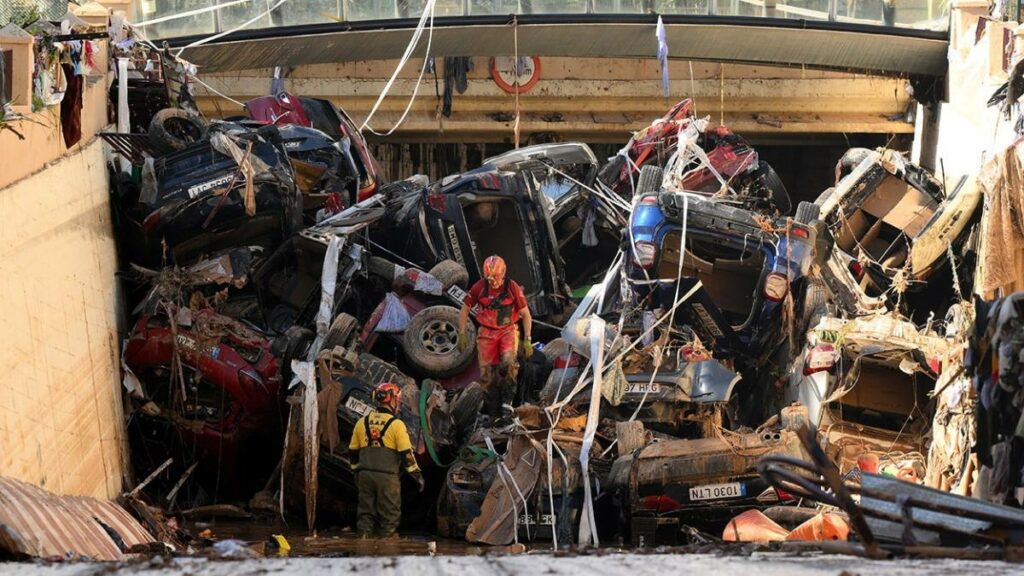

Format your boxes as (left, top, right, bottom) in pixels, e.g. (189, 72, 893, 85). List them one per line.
(428, 260, 469, 290)
(402, 306, 476, 378)
(149, 108, 207, 153)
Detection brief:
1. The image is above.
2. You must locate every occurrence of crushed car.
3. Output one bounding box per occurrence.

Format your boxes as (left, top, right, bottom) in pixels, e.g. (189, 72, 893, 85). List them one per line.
(815, 147, 982, 319)
(374, 162, 575, 324)
(620, 409, 813, 534)
(784, 314, 948, 477)
(598, 98, 791, 215)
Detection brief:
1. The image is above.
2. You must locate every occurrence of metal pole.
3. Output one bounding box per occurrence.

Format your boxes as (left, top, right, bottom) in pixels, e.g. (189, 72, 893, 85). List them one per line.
(827, 0, 837, 21)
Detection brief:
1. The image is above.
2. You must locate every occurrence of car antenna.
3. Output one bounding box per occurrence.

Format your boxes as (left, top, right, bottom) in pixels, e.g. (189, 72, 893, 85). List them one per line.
(940, 158, 948, 196)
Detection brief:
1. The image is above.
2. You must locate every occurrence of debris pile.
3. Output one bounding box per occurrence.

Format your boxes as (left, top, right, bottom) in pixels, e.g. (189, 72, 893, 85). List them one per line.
(90, 56, 1017, 559)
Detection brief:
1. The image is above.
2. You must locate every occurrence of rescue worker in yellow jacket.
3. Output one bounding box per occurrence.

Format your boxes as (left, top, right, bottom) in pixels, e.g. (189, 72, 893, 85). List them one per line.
(348, 383, 424, 538)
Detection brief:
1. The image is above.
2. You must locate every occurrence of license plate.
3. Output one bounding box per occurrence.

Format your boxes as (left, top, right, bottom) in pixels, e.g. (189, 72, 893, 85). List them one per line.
(518, 513, 555, 526)
(344, 396, 372, 417)
(625, 382, 661, 395)
(446, 284, 468, 303)
(689, 482, 746, 501)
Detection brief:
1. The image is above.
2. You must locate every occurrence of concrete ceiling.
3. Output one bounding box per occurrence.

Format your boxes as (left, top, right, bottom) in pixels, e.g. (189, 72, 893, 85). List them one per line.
(173, 17, 948, 76)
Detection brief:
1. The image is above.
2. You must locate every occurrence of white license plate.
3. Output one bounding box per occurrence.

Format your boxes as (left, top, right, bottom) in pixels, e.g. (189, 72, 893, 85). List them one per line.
(345, 396, 372, 417)
(446, 284, 468, 303)
(689, 482, 746, 501)
(518, 513, 555, 526)
(625, 382, 661, 395)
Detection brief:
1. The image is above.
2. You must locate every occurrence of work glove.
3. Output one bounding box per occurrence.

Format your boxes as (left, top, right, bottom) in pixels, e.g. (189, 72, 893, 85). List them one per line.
(458, 330, 469, 352)
(413, 473, 425, 493)
(521, 337, 533, 359)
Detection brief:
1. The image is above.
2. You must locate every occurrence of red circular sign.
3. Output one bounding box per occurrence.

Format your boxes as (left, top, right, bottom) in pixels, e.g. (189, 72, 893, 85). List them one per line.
(490, 56, 541, 94)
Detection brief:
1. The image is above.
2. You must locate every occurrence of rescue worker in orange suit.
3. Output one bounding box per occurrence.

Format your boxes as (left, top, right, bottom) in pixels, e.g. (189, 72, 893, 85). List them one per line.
(348, 383, 424, 538)
(457, 255, 533, 416)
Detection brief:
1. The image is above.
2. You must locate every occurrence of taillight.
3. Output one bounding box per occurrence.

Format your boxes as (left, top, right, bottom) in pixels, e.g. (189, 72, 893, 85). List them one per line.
(554, 353, 581, 369)
(763, 272, 789, 302)
(775, 487, 796, 502)
(142, 210, 161, 233)
(634, 241, 657, 269)
(640, 195, 658, 205)
(791, 226, 809, 238)
(803, 343, 838, 375)
(848, 261, 864, 279)
(427, 190, 446, 213)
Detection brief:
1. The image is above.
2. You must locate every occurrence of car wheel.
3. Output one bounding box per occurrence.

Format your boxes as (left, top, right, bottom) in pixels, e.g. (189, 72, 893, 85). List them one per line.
(759, 163, 792, 215)
(636, 165, 663, 195)
(799, 278, 829, 335)
(367, 255, 400, 282)
(542, 337, 571, 362)
(275, 326, 314, 381)
(814, 186, 836, 208)
(794, 201, 821, 224)
(149, 108, 207, 153)
(428, 260, 469, 290)
(322, 313, 359, 351)
(836, 147, 872, 182)
(402, 306, 477, 378)
(451, 382, 485, 437)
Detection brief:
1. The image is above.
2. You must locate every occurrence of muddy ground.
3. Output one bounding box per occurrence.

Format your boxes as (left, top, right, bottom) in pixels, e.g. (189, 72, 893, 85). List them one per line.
(3, 550, 1023, 576)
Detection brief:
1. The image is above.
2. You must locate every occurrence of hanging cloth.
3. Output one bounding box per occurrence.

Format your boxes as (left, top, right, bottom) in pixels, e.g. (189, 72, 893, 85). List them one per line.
(60, 63, 83, 148)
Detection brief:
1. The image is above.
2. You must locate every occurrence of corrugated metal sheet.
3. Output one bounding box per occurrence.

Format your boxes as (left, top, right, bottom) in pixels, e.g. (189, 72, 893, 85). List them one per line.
(176, 21, 948, 76)
(0, 477, 154, 560)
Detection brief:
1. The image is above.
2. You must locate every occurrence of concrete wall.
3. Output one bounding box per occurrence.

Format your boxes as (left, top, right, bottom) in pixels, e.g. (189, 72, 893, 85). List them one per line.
(0, 37, 126, 498)
(197, 57, 914, 143)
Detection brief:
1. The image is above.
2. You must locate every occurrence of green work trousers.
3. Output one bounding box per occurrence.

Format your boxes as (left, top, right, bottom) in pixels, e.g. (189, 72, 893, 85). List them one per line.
(357, 470, 402, 536)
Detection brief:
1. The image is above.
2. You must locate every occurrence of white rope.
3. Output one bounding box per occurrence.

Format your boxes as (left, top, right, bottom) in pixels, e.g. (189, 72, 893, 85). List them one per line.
(176, 0, 292, 56)
(190, 74, 247, 108)
(360, 0, 437, 136)
(135, 0, 251, 27)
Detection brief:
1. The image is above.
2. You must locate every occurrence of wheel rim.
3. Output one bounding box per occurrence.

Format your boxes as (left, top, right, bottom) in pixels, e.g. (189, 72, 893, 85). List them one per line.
(421, 320, 459, 355)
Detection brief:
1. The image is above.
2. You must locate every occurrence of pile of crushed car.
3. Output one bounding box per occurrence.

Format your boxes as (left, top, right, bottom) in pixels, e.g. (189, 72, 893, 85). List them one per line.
(108, 84, 1000, 552)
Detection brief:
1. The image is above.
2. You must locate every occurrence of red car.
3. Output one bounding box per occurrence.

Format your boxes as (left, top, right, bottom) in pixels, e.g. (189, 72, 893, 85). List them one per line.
(597, 98, 790, 214)
(124, 309, 300, 498)
(244, 92, 383, 204)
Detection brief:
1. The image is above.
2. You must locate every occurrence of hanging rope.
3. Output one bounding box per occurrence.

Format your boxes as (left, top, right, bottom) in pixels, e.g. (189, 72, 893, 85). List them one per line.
(513, 15, 521, 149)
(361, 0, 438, 136)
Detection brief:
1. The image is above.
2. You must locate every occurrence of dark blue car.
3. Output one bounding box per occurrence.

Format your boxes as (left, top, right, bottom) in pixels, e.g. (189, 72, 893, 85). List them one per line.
(626, 166, 824, 367)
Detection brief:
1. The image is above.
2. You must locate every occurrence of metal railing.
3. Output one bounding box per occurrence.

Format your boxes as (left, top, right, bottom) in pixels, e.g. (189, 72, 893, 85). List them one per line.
(1, 0, 70, 26)
(134, 0, 949, 40)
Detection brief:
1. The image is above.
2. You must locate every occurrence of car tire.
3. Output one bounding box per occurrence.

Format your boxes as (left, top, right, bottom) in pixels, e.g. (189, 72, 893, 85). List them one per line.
(837, 147, 872, 182)
(275, 326, 315, 381)
(451, 382, 485, 436)
(428, 260, 469, 290)
(149, 108, 207, 153)
(814, 186, 836, 208)
(542, 337, 571, 361)
(636, 165, 664, 195)
(323, 313, 359, 351)
(759, 163, 792, 215)
(799, 278, 829, 335)
(367, 255, 400, 282)
(794, 201, 821, 224)
(355, 353, 415, 388)
(402, 306, 477, 378)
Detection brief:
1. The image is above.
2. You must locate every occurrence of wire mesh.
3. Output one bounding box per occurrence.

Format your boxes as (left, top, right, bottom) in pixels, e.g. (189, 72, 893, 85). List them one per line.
(0, 0, 70, 27)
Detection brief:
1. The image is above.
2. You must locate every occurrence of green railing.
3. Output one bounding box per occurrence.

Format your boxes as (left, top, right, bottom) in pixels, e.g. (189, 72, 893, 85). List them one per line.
(134, 0, 949, 41)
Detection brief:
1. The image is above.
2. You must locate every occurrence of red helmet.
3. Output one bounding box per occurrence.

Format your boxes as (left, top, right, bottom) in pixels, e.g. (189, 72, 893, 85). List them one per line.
(482, 255, 507, 282)
(372, 382, 401, 409)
